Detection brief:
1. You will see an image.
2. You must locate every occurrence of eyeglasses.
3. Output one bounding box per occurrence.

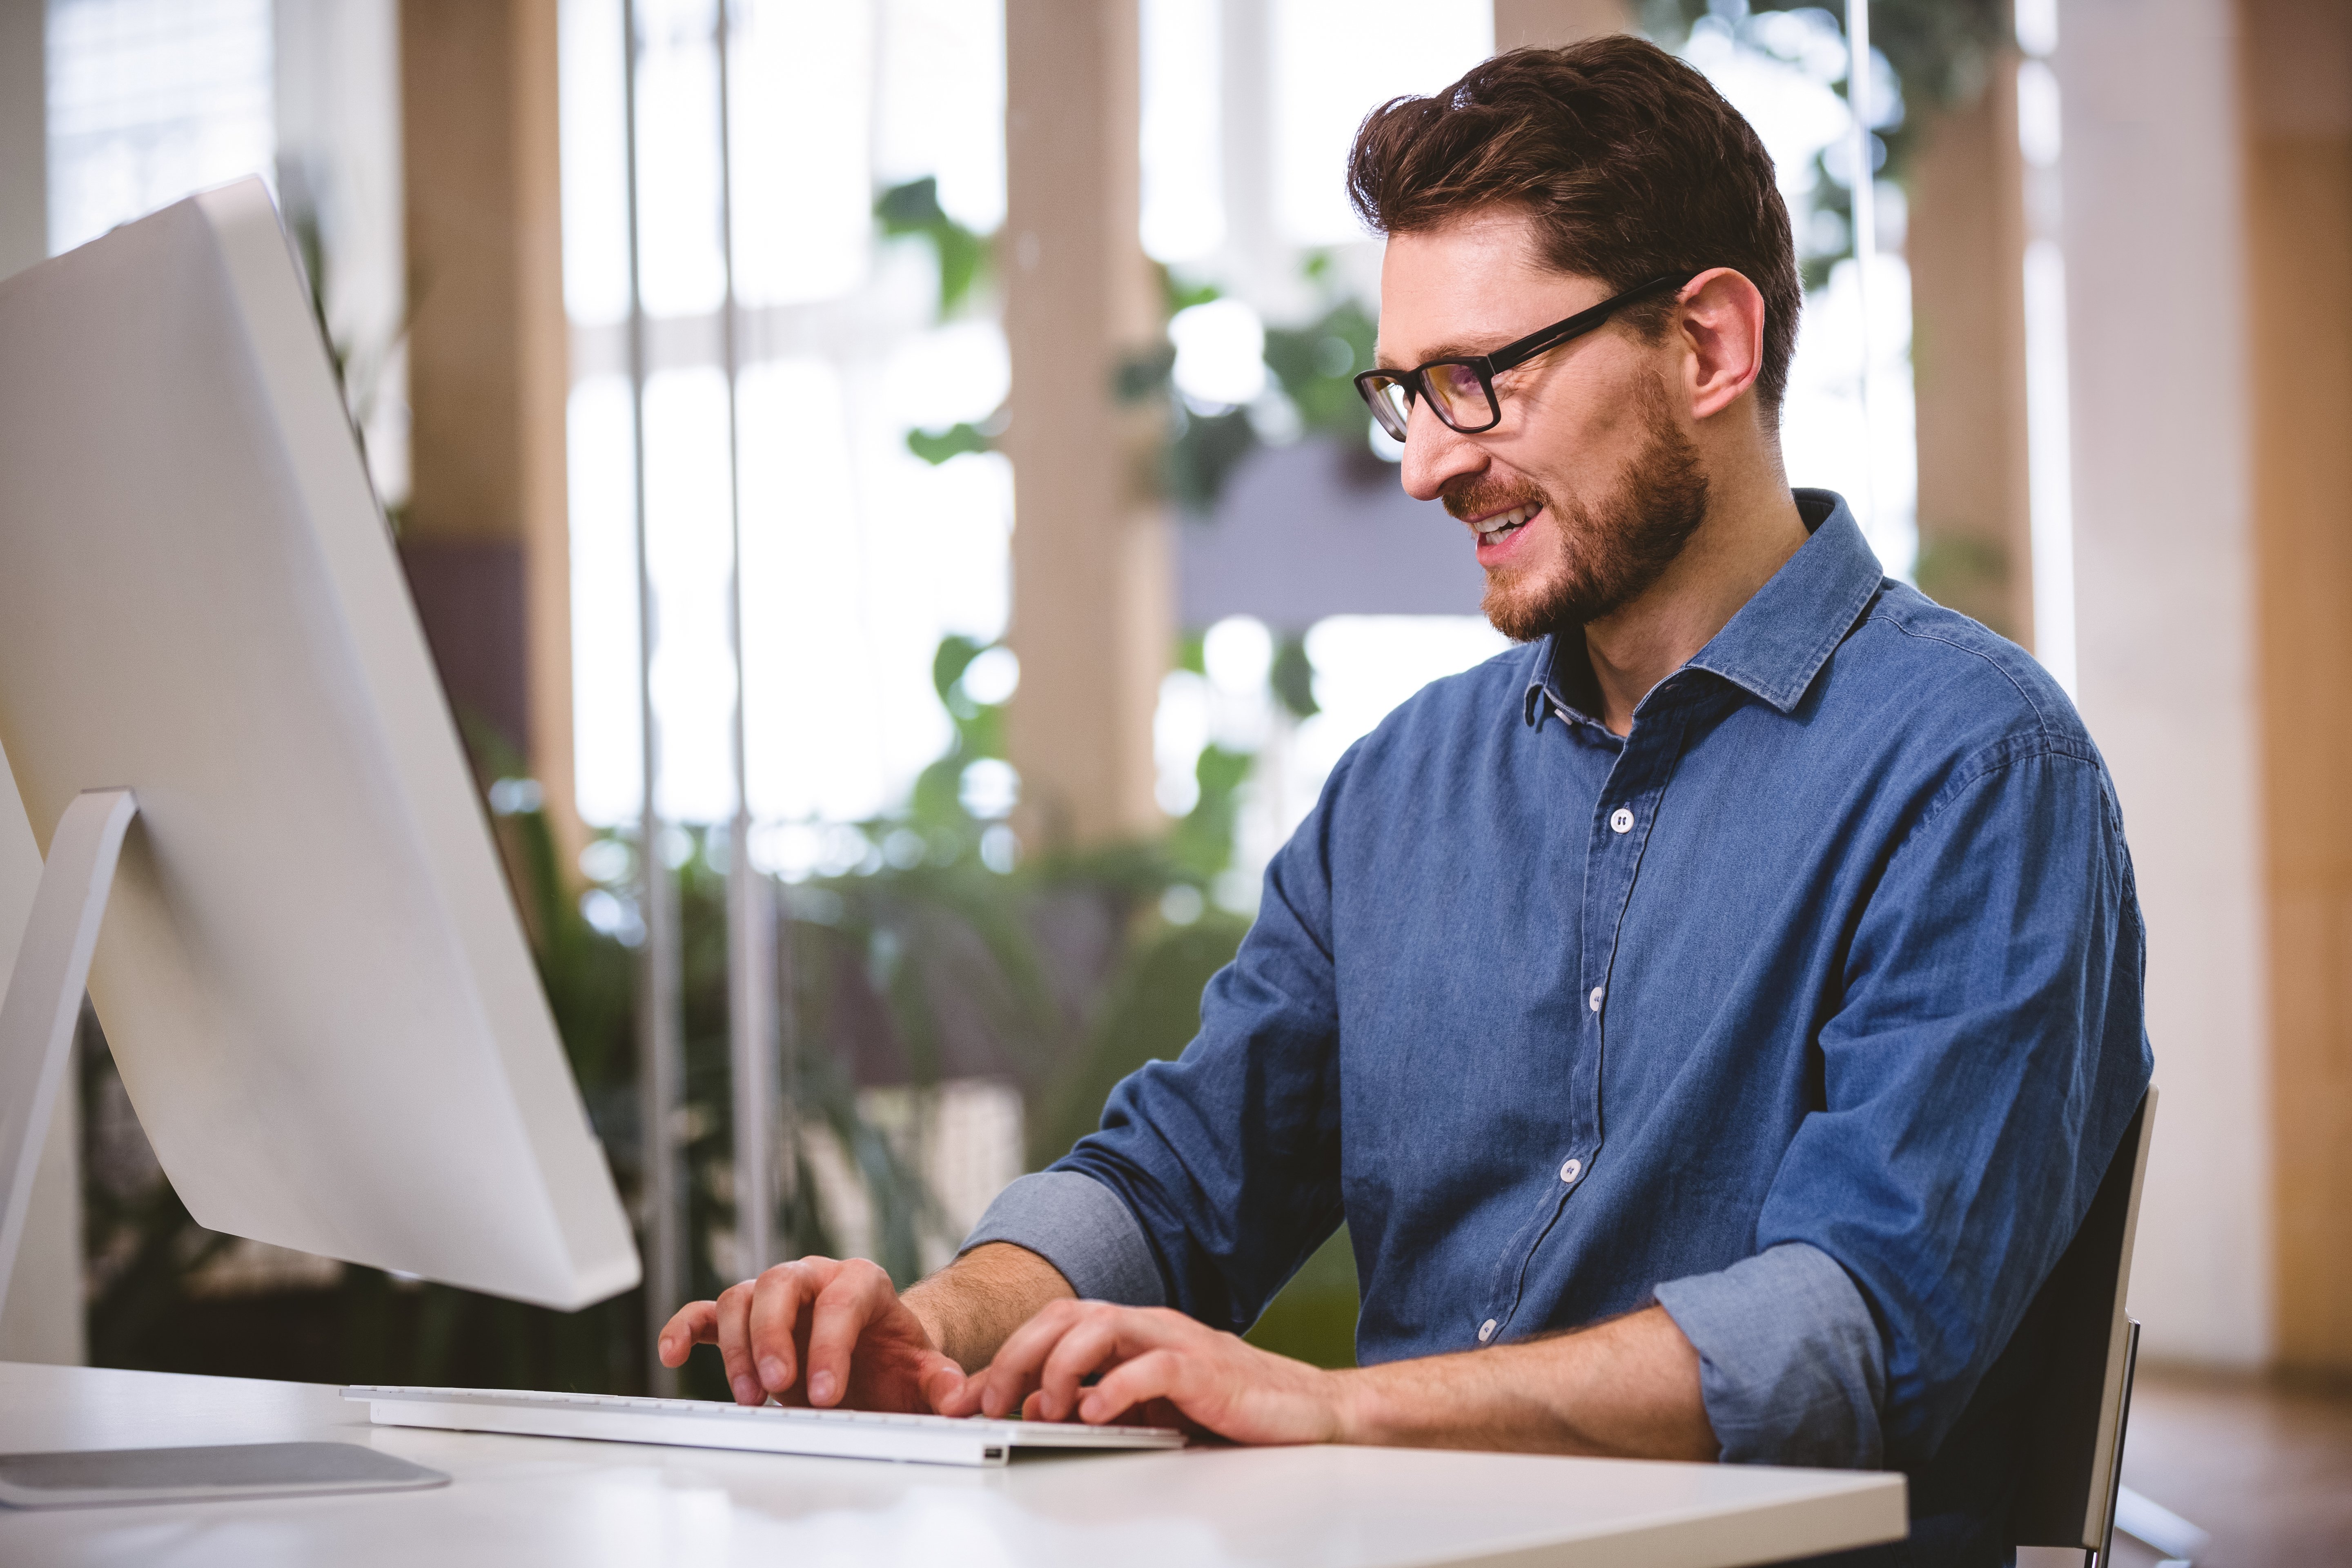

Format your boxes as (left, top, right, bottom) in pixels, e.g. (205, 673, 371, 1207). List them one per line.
(1353, 272, 1699, 442)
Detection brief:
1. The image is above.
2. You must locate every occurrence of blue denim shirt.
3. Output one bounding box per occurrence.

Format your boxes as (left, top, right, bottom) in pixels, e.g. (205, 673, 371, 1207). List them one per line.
(968, 492, 2152, 1564)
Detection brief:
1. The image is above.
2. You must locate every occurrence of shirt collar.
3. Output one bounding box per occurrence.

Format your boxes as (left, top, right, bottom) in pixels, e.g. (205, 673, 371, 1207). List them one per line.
(1522, 489, 1884, 729)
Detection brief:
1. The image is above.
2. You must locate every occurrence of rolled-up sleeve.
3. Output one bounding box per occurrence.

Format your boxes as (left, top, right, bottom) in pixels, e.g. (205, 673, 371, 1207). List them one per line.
(1655, 1242, 1886, 1468)
(958, 1170, 1166, 1306)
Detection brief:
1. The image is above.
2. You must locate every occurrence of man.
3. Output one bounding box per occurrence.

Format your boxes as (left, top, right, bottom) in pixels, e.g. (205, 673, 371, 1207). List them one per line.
(661, 36, 2151, 1564)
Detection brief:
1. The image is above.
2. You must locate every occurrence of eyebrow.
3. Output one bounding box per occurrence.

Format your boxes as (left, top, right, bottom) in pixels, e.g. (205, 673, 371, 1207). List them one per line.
(1375, 336, 1513, 371)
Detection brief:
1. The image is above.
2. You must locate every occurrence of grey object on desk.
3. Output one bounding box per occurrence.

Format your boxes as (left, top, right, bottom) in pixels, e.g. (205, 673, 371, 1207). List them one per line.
(0, 1442, 448, 1509)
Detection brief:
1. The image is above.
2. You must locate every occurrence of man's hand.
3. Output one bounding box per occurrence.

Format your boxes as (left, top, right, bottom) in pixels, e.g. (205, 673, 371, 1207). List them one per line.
(657, 1243, 1075, 1412)
(657, 1256, 964, 1412)
(940, 1298, 1717, 1460)
(936, 1300, 1344, 1443)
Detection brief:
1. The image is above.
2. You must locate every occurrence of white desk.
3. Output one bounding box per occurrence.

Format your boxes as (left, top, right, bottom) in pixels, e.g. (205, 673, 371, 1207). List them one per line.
(0, 1362, 1907, 1567)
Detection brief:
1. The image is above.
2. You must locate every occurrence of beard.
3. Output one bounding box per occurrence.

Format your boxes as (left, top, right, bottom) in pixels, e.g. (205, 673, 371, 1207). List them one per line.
(1447, 374, 1711, 642)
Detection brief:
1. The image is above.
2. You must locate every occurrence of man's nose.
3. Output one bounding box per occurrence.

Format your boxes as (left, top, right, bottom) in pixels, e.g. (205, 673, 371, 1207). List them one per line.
(1399, 403, 1488, 503)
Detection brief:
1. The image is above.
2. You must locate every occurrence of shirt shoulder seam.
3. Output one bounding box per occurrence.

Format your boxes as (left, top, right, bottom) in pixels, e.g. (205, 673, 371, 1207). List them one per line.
(1861, 609, 2057, 738)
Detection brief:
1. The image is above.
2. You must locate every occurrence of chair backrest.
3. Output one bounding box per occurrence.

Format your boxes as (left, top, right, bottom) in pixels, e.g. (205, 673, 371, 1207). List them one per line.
(2008, 1088, 2158, 1556)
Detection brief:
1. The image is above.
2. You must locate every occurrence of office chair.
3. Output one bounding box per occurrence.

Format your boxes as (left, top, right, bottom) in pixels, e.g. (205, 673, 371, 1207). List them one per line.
(2006, 1090, 2205, 1568)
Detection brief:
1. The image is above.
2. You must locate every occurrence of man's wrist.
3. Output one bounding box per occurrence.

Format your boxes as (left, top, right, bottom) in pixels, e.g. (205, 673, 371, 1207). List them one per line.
(905, 1242, 1076, 1371)
(899, 1275, 959, 1365)
(1323, 1363, 1379, 1446)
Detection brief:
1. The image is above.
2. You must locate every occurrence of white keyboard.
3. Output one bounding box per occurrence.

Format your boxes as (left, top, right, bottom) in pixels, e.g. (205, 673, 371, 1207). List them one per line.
(341, 1384, 1185, 1468)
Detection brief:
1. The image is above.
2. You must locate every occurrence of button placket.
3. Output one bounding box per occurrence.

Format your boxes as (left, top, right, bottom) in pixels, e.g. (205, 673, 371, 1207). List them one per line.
(1482, 699, 1688, 1350)
(1486, 702, 1690, 1335)
(1585, 703, 1691, 1041)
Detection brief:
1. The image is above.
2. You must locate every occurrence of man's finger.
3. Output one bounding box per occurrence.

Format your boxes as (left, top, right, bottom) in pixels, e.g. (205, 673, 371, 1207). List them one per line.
(716, 1284, 771, 1406)
(657, 1301, 717, 1368)
(711, 1281, 764, 1405)
(1079, 1346, 1187, 1425)
(1034, 1313, 1125, 1422)
(933, 1367, 987, 1418)
(803, 1260, 892, 1408)
(746, 1263, 813, 1395)
(1005, 1306, 1185, 1421)
(972, 1298, 1087, 1419)
(917, 1353, 967, 1415)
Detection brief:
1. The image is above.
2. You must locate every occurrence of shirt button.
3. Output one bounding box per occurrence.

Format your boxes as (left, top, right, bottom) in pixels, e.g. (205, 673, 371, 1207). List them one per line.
(1559, 1158, 1583, 1184)
(1609, 807, 1633, 834)
(1588, 986, 1604, 1012)
(1477, 1319, 1497, 1343)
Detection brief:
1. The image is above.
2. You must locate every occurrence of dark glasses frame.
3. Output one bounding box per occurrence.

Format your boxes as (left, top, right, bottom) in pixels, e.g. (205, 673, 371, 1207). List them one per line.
(1353, 271, 1702, 441)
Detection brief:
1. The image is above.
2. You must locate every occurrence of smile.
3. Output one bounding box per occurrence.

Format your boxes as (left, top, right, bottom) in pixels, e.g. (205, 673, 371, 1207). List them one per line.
(1473, 503, 1540, 545)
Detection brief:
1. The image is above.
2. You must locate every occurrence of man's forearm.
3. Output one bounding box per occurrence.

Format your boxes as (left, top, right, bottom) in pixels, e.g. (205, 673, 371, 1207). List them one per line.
(903, 1242, 1076, 1371)
(1331, 1304, 1717, 1460)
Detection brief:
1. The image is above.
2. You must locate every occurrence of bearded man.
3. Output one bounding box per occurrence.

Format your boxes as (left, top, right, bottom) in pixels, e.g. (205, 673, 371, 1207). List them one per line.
(660, 36, 2152, 1566)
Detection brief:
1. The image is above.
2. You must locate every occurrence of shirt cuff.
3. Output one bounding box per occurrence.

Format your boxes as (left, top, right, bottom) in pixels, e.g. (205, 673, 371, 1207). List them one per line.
(1653, 1241, 1887, 1470)
(958, 1171, 1167, 1307)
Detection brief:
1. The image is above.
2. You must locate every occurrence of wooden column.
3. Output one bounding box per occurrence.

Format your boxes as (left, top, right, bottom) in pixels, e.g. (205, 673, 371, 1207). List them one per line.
(2065, 0, 2271, 1368)
(1491, 0, 1632, 52)
(1001, 0, 1169, 848)
(2243, 0, 2352, 1378)
(1908, 58, 2035, 645)
(401, 0, 582, 873)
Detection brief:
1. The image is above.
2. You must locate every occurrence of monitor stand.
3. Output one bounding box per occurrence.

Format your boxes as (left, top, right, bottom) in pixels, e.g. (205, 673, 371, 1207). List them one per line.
(0, 787, 453, 1506)
(0, 787, 138, 1311)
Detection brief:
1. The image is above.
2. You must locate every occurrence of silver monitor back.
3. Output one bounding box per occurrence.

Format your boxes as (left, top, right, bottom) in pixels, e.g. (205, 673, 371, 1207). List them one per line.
(0, 179, 639, 1311)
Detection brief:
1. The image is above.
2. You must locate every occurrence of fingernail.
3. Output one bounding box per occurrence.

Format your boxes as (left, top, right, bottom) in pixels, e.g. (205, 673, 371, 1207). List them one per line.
(732, 1375, 758, 1403)
(759, 1358, 785, 1389)
(808, 1370, 835, 1405)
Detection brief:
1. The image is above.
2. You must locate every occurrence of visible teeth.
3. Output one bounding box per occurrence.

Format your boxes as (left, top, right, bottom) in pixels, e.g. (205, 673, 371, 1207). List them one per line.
(1476, 504, 1536, 541)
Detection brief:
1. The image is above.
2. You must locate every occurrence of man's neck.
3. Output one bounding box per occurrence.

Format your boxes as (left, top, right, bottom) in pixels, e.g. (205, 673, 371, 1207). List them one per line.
(1582, 476, 1808, 735)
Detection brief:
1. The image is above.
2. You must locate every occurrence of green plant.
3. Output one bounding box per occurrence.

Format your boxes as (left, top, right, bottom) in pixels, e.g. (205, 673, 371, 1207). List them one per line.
(1646, 0, 2009, 172)
(876, 177, 1017, 474)
(1642, 2, 2012, 290)
(1263, 256, 1381, 443)
(875, 176, 991, 319)
(1129, 259, 1391, 516)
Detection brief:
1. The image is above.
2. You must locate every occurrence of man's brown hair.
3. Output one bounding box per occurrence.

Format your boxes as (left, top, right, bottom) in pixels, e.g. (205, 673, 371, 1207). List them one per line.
(1348, 36, 1801, 414)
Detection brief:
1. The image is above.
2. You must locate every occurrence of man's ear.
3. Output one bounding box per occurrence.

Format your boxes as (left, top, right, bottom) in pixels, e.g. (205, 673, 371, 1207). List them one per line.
(1677, 268, 1767, 421)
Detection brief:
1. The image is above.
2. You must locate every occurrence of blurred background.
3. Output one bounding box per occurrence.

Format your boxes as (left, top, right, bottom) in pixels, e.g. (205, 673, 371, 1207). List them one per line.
(0, 0, 2345, 1558)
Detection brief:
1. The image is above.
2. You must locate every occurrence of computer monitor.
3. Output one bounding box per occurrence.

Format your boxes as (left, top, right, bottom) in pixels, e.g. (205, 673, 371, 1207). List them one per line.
(0, 179, 639, 1312)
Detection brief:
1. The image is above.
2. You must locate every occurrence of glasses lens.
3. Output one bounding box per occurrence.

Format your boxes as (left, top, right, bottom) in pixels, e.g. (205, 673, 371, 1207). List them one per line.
(1359, 374, 1414, 441)
(1425, 363, 1495, 431)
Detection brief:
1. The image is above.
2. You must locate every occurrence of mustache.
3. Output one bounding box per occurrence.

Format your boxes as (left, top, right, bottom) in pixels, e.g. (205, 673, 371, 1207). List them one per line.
(1443, 478, 1550, 523)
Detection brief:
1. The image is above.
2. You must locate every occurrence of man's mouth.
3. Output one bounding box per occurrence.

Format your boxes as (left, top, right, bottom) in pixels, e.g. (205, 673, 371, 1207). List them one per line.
(1472, 503, 1540, 546)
